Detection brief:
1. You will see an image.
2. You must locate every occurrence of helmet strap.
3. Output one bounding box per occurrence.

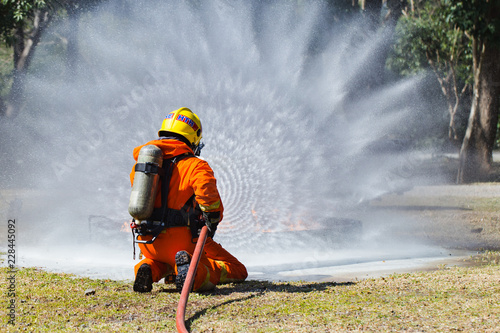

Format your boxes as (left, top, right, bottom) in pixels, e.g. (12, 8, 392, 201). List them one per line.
(193, 142, 205, 156)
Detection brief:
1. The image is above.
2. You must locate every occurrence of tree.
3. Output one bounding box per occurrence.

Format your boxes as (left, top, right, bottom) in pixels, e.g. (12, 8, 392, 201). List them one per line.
(387, 0, 472, 146)
(0, 0, 52, 117)
(452, 0, 500, 183)
(383, 0, 407, 26)
(0, 0, 103, 117)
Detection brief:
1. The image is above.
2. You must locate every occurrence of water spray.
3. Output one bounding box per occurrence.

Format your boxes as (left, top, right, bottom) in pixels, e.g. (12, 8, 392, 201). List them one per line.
(0, 0, 449, 283)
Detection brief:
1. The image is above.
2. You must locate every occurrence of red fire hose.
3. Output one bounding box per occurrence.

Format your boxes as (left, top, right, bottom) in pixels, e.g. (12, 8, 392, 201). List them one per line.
(176, 225, 209, 333)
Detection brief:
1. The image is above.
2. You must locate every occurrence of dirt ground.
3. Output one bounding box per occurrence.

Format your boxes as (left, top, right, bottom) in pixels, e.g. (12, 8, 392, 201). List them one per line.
(369, 183, 500, 252)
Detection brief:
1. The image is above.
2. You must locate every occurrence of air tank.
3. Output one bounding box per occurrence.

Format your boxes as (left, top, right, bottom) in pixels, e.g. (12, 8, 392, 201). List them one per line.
(128, 145, 163, 221)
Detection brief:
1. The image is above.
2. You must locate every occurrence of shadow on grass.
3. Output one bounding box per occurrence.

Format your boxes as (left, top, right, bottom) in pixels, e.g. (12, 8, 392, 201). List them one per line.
(185, 280, 355, 330)
(211, 280, 355, 295)
(185, 293, 258, 330)
(158, 279, 355, 296)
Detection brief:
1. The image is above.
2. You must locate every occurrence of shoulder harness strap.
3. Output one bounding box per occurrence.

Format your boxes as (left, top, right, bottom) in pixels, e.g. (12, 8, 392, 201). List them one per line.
(151, 153, 195, 227)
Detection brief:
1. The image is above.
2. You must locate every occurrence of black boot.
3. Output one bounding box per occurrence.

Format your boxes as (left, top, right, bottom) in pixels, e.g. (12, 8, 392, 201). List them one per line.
(175, 251, 191, 291)
(133, 264, 153, 292)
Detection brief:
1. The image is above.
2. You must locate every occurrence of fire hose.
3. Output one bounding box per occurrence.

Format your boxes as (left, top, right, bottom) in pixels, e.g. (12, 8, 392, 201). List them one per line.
(176, 225, 209, 333)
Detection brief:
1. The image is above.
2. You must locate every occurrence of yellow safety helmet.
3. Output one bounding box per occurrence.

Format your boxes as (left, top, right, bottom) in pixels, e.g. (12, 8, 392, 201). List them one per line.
(158, 107, 203, 147)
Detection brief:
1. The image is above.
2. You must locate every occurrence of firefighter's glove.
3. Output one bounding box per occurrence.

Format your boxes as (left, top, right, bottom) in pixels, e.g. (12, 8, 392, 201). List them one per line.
(203, 211, 220, 238)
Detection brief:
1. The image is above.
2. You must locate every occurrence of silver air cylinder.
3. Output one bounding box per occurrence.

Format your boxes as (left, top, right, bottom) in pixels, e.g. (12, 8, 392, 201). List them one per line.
(128, 145, 163, 221)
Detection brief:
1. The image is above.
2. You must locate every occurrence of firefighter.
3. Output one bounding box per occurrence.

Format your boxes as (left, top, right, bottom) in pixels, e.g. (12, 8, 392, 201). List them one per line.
(130, 107, 248, 292)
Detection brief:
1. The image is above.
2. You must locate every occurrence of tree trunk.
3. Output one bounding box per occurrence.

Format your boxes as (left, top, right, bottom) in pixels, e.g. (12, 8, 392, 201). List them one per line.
(65, 2, 81, 80)
(384, 0, 406, 26)
(4, 9, 51, 118)
(0, 96, 5, 115)
(4, 21, 26, 118)
(362, 0, 383, 30)
(457, 36, 500, 183)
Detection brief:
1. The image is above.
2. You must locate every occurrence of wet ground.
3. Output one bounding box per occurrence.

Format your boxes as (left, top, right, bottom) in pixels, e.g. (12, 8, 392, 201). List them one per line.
(246, 182, 500, 282)
(2, 183, 500, 283)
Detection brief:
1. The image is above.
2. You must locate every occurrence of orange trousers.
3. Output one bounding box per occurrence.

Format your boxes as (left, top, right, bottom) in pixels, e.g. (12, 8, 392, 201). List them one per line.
(134, 227, 247, 291)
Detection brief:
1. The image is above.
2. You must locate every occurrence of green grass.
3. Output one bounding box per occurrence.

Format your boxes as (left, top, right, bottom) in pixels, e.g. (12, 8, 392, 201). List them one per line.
(1, 252, 499, 332)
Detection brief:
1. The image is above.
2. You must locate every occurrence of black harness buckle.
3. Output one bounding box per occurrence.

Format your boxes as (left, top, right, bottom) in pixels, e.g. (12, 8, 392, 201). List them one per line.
(135, 162, 164, 175)
(132, 220, 165, 244)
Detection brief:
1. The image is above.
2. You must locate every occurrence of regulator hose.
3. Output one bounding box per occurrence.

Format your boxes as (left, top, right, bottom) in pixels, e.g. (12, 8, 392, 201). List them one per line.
(176, 225, 209, 333)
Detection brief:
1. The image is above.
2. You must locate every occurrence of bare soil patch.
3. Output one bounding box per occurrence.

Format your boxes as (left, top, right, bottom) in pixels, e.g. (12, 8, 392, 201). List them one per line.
(370, 183, 500, 251)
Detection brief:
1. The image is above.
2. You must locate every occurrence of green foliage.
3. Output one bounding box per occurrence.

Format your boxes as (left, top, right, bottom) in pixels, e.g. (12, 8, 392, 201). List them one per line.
(444, 0, 500, 40)
(387, 0, 473, 147)
(0, 0, 105, 48)
(1, 0, 46, 21)
(387, 0, 471, 84)
(388, 0, 500, 78)
(0, 0, 47, 48)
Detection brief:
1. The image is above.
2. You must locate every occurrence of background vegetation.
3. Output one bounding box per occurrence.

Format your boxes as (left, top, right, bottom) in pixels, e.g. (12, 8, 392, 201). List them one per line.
(1, 0, 499, 182)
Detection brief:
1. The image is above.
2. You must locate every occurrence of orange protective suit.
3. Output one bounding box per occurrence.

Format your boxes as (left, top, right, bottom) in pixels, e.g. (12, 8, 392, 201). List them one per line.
(131, 139, 247, 291)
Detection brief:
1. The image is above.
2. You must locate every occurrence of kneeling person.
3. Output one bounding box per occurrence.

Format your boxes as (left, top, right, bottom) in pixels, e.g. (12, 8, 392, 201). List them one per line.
(130, 107, 247, 292)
